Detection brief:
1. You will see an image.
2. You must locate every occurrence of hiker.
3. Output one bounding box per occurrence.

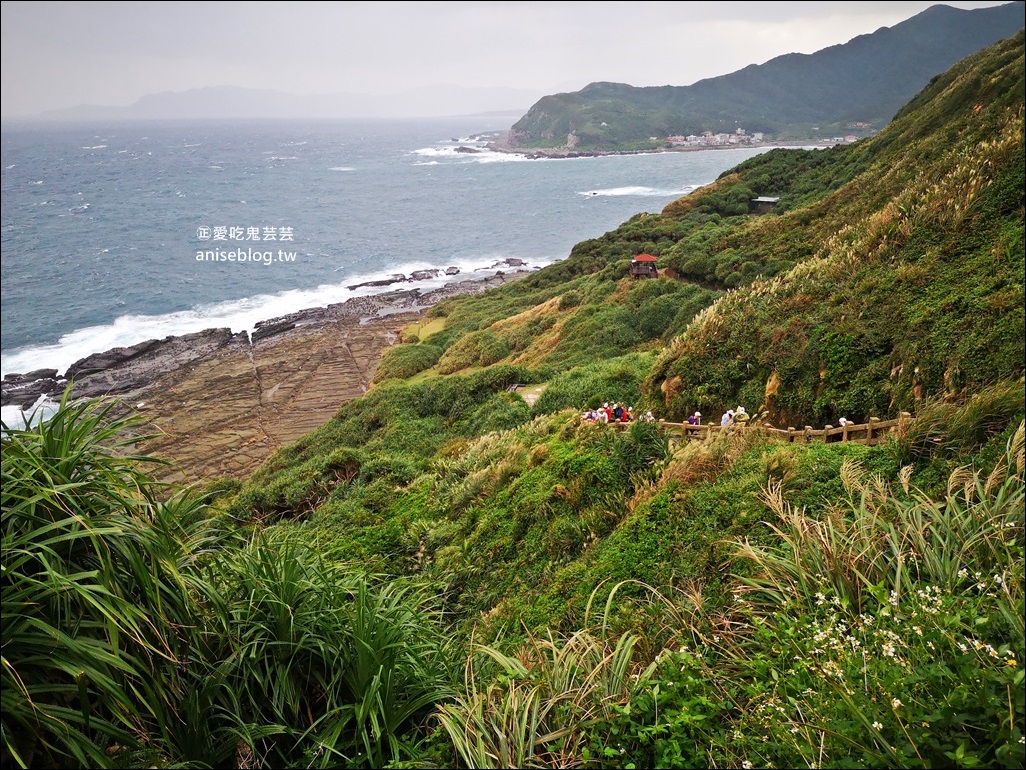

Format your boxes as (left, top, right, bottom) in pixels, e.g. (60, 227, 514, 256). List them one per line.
(623, 407, 633, 422)
(838, 416, 849, 427)
(687, 411, 701, 425)
(734, 406, 750, 426)
(720, 409, 734, 427)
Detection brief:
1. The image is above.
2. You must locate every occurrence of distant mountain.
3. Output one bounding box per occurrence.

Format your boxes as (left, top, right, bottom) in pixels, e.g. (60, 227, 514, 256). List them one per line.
(25, 84, 545, 122)
(507, 1, 1025, 151)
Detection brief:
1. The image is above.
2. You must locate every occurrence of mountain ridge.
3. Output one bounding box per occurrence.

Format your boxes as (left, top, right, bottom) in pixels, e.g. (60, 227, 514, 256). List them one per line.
(16, 83, 543, 122)
(507, 1, 1025, 151)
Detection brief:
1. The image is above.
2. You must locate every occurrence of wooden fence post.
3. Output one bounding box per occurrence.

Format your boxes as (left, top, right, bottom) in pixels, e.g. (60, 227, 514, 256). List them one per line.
(867, 417, 880, 443)
(788, 427, 796, 443)
(804, 426, 813, 443)
(898, 411, 912, 435)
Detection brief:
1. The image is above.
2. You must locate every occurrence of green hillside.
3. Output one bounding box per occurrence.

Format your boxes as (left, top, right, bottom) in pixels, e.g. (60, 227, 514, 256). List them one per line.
(507, 2, 1025, 151)
(3, 31, 1024, 770)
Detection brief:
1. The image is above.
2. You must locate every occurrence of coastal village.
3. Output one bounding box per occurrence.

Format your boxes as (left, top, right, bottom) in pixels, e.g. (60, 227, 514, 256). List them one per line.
(663, 126, 866, 147)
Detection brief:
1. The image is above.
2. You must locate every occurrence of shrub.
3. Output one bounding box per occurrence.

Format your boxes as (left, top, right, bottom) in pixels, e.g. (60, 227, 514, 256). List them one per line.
(373, 343, 443, 382)
(437, 331, 511, 375)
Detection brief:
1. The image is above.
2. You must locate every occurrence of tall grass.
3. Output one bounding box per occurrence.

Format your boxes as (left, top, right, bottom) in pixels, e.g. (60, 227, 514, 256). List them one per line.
(205, 533, 456, 768)
(737, 421, 1025, 613)
(596, 420, 1024, 769)
(897, 380, 1025, 464)
(435, 587, 646, 769)
(1, 392, 219, 768)
(2, 393, 457, 769)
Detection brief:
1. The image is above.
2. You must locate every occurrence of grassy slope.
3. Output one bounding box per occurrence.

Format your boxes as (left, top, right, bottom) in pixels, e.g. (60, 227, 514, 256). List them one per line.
(210, 34, 1025, 652)
(7, 31, 1025, 770)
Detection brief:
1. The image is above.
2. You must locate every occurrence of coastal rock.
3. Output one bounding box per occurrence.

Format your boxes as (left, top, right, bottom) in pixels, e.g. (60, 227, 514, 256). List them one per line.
(0, 372, 65, 409)
(409, 269, 440, 281)
(65, 339, 163, 379)
(347, 276, 406, 290)
(250, 320, 296, 342)
(485, 258, 527, 269)
(68, 328, 242, 399)
(453, 146, 481, 154)
(445, 266, 460, 275)
(22, 368, 59, 381)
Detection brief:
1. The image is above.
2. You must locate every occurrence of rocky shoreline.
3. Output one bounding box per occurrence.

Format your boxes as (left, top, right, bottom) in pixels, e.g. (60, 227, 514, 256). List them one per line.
(1, 265, 529, 411)
(2, 267, 530, 485)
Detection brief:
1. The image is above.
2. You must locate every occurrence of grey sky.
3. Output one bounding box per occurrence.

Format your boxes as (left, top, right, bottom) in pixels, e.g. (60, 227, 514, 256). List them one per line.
(1, 1, 1017, 116)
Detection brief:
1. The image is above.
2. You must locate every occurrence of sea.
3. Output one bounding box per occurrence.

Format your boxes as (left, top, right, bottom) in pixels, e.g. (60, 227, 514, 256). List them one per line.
(1, 116, 778, 422)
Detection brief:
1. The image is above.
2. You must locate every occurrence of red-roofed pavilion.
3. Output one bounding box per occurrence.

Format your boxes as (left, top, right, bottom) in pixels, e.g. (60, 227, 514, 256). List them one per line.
(629, 253, 658, 279)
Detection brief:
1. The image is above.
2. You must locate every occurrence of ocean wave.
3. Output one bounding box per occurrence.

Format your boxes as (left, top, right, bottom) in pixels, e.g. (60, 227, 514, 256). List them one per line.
(81, 145, 108, 150)
(410, 145, 540, 164)
(579, 185, 701, 197)
(410, 146, 467, 157)
(463, 151, 542, 164)
(329, 166, 355, 171)
(0, 255, 553, 379)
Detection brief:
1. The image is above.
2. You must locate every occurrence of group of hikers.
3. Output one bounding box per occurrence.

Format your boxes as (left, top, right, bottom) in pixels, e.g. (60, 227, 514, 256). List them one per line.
(582, 402, 758, 429)
(581, 402, 656, 424)
(582, 400, 857, 436)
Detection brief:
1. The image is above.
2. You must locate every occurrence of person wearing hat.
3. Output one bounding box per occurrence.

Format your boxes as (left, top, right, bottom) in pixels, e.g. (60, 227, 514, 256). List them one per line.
(687, 411, 701, 425)
(734, 405, 750, 426)
(720, 409, 734, 427)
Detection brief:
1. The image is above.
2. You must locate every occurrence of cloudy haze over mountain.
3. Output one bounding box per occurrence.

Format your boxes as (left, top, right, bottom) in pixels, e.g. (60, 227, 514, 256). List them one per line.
(1, 1, 1017, 118)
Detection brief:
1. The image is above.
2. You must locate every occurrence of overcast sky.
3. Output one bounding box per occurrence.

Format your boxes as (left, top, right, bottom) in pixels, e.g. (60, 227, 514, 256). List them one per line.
(1, 1, 1018, 116)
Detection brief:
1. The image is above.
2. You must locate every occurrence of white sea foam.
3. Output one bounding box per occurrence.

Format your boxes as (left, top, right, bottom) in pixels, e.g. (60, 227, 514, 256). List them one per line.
(579, 184, 702, 197)
(464, 150, 543, 164)
(329, 166, 355, 171)
(2, 396, 60, 432)
(410, 146, 464, 157)
(410, 145, 540, 164)
(81, 145, 108, 150)
(0, 256, 552, 379)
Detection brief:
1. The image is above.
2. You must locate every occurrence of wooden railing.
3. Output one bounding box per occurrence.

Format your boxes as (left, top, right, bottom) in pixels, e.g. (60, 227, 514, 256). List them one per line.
(655, 412, 913, 446)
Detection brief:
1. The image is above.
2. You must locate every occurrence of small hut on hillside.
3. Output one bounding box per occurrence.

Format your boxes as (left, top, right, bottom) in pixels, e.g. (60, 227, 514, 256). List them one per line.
(749, 196, 780, 214)
(629, 253, 659, 279)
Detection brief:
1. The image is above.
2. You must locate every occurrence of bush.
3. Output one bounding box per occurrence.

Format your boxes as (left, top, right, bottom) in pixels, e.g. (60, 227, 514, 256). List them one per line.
(437, 331, 511, 375)
(373, 343, 443, 382)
